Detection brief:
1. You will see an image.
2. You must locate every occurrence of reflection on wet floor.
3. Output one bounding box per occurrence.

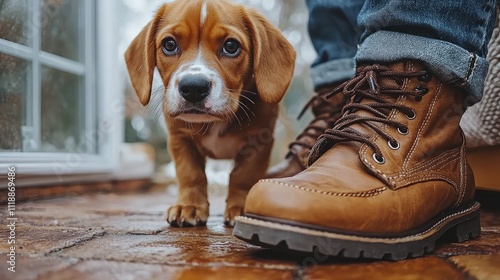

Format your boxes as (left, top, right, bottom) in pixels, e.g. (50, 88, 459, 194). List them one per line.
(1, 190, 499, 279)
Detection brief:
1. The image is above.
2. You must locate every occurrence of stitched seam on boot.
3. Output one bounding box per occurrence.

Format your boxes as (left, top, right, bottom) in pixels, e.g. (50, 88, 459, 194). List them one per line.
(388, 149, 457, 177)
(397, 154, 460, 184)
(387, 152, 460, 192)
(403, 81, 443, 169)
(362, 159, 395, 188)
(393, 175, 458, 193)
(388, 148, 460, 180)
(459, 152, 466, 205)
(240, 203, 478, 240)
(259, 179, 387, 197)
(391, 153, 461, 194)
(397, 173, 458, 187)
(390, 149, 460, 194)
(435, 154, 461, 172)
(456, 143, 467, 207)
(397, 152, 460, 176)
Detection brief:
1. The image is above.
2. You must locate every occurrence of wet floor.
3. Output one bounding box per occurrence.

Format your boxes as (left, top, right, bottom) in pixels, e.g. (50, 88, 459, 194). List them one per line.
(1, 188, 500, 279)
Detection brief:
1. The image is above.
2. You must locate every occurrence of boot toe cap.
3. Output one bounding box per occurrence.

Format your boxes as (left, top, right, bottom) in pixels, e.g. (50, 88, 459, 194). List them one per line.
(243, 177, 457, 234)
(243, 178, 378, 230)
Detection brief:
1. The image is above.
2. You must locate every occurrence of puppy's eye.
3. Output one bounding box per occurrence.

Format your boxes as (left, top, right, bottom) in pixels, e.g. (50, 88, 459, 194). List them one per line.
(162, 38, 179, 55)
(222, 39, 241, 57)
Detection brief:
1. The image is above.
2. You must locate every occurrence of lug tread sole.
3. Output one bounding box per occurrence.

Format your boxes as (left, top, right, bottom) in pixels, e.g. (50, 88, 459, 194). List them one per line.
(233, 202, 481, 261)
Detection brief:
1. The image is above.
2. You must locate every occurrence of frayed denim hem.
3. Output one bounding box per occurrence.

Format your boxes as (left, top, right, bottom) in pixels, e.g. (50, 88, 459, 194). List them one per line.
(356, 31, 489, 104)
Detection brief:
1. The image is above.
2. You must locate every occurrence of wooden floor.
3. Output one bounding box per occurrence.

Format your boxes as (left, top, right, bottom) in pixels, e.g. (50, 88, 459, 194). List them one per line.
(1, 187, 500, 280)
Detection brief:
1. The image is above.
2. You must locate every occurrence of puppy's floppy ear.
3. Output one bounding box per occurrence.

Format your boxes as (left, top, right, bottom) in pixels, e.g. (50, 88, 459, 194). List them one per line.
(245, 9, 296, 104)
(124, 5, 166, 106)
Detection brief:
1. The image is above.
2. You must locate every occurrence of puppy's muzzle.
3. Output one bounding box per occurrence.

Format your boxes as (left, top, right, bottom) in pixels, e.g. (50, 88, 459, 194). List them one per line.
(179, 74, 211, 104)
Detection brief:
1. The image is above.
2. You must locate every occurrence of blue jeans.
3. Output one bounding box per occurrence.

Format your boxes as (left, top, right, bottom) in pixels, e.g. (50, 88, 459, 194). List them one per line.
(307, 0, 498, 104)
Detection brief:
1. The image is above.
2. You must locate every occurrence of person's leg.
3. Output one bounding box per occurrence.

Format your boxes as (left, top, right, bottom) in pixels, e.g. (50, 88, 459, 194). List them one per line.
(307, 0, 364, 90)
(356, 0, 497, 104)
(266, 0, 363, 178)
(235, 0, 498, 259)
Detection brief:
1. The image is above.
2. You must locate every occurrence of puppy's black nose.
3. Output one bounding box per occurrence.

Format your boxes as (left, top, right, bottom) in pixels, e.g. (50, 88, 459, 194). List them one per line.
(179, 75, 211, 103)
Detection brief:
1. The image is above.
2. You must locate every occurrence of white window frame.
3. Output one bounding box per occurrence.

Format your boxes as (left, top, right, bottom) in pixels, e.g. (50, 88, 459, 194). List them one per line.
(0, 0, 123, 185)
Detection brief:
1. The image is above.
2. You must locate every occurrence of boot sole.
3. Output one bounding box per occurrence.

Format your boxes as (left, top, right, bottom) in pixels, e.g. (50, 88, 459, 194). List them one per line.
(233, 202, 480, 261)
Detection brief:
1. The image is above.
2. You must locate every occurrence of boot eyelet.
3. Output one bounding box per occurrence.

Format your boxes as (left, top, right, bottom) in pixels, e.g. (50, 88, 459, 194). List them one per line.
(406, 110, 416, 120)
(414, 86, 429, 101)
(418, 72, 431, 82)
(373, 153, 386, 164)
(388, 140, 400, 150)
(395, 77, 404, 86)
(414, 86, 429, 93)
(398, 126, 409, 135)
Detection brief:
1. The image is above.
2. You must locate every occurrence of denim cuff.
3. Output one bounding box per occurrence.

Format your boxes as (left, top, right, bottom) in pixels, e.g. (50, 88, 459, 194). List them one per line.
(310, 58, 356, 91)
(355, 31, 489, 104)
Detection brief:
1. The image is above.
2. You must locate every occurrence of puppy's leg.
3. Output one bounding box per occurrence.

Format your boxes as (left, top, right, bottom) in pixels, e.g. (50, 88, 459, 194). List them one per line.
(166, 136, 209, 227)
(225, 139, 273, 226)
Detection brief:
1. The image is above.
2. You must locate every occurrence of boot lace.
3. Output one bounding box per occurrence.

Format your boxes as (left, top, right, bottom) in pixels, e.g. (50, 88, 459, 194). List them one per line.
(288, 93, 343, 152)
(310, 65, 429, 164)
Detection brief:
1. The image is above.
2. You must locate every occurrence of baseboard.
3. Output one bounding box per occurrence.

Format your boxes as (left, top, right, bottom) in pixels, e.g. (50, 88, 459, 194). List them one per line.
(1, 179, 153, 204)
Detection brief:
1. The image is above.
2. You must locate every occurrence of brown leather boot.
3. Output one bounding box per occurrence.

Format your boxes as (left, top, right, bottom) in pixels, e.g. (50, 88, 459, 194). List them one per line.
(266, 87, 346, 178)
(234, 61, 479, 260)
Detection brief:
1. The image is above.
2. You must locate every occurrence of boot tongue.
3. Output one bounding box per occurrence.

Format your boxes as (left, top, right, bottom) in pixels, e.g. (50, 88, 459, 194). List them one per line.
(377, 61, 406, 88)
(308, 62, 408, 165)
(344, 62, 406, 133)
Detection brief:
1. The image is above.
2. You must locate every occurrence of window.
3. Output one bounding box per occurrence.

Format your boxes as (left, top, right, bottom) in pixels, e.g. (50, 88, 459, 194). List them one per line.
(0, 0, 122, 178)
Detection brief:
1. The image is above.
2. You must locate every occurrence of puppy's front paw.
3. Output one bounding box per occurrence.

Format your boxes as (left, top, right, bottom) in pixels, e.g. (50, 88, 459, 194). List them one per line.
(166, 205, 209, 227)
(224, 206, 244, 227)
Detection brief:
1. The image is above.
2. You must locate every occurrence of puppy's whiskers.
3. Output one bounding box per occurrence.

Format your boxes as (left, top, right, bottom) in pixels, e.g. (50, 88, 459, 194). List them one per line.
(238, 100, 256, 118)
(147, 85, 167, 122)
(227, 90, 256, 106)
(227, 105, 242, 129)
(194, 123, 206, 136)
(187, 122, 198, 138)
(239, 94, 256, 105)
(201, 122, 212, 135)
(228, 96, 253, 122)
(227, 89, 256, 121)
(237, 89, 259, 96)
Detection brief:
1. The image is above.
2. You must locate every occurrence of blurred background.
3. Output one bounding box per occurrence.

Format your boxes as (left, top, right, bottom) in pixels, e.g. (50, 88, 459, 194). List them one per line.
(0, 0, 317, 187)
(1, 0, 499, 193)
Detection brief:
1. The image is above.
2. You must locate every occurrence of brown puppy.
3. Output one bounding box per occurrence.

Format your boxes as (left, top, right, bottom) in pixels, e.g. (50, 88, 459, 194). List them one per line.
(125, 0, 295, 227)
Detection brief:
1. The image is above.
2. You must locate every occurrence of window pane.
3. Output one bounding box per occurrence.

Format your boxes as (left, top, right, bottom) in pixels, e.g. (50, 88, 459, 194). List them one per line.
(41, 0, 84, 62)
(41, 66, 86, 152)
(0, 54, 30, 151)
(0, 0, 31, 45)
